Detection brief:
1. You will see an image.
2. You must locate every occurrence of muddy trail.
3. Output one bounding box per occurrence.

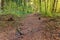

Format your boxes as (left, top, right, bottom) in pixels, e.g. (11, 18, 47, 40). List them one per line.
(0, 13, 60, 40)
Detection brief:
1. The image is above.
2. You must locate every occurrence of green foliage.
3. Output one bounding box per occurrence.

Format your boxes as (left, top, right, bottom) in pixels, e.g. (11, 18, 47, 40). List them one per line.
(2, 1, 33, 17)
(0, 0, 60, 18)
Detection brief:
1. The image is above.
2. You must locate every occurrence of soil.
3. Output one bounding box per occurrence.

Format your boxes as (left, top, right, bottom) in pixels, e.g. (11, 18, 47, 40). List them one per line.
(0, 13, 60, 40)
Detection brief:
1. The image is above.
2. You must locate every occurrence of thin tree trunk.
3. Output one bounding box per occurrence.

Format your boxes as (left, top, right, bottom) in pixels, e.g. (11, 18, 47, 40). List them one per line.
(54, 0, 58, 12)
(1, 0, 4, 10)
(45, 0, 47, 14)
(39, 0, 41, 12)
(47, 0, 49, 11)
(51, 0, 56, 13)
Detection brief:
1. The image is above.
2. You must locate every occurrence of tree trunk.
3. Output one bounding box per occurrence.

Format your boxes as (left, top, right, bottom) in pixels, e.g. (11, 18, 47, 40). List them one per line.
(54, 0, 58, 12)
(45, 0, 47, 14)
(39, 0, 41, 12)
(51, 0, 56, 13)
(1, 0, 4, 10)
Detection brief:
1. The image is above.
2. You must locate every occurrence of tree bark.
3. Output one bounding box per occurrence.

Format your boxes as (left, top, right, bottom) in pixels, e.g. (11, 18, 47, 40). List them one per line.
(1, 0, 4, 10)
(39, 0, 41, 12)
(51, 0, 56, 13)
(54, 0, 58, 12)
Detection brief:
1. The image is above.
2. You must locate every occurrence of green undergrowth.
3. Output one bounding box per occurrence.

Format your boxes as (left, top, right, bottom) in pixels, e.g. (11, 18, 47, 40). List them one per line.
(40, 11, 60, 19)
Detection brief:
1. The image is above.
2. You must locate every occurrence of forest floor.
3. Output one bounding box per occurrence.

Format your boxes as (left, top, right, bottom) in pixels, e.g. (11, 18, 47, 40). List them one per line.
(0, 13, 60, 40)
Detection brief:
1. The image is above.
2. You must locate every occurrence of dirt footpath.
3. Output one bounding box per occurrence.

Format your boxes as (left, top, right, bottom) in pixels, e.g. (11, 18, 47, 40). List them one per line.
(0, 13, 60, 40)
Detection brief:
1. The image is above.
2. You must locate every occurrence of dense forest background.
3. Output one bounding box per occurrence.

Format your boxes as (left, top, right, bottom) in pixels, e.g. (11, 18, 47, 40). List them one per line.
(0, 0, 60, 17)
